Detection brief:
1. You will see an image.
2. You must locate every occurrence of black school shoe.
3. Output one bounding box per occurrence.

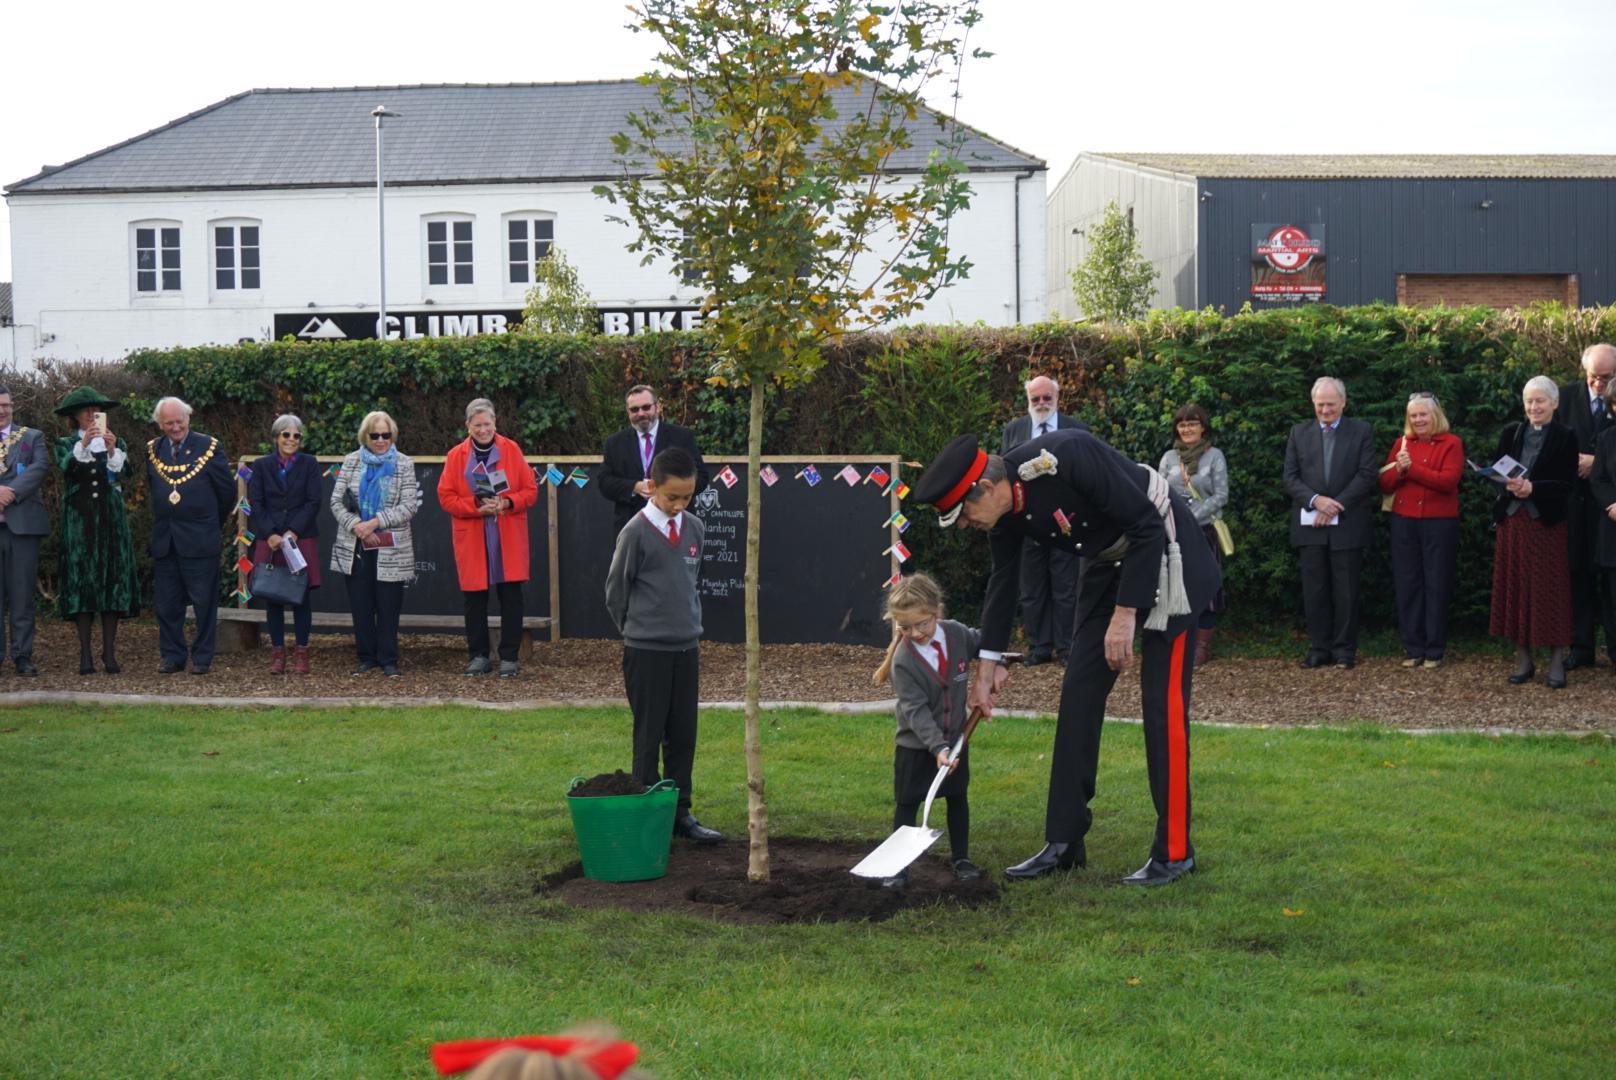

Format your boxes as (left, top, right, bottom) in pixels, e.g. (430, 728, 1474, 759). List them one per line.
(673, 814, 723, 843)
(952, 858, 982, 881)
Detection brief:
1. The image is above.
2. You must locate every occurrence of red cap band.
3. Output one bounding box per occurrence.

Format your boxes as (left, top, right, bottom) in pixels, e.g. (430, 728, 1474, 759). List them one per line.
(934, 449, 988, 512)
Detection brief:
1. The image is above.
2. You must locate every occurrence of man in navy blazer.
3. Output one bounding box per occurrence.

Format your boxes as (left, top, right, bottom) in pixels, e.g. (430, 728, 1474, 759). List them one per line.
(999, 375, 1088, 665)
(1283, 376, 1378, 669)
(1554, 343, 1616, 669)
(597, 385, 709, 536)
(146, 397, 235, 674)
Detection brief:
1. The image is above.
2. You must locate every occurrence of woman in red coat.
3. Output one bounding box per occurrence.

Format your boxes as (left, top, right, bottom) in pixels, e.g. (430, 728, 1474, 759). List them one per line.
(438, 398, 538, 678)
(1377, 392, 1464, 668)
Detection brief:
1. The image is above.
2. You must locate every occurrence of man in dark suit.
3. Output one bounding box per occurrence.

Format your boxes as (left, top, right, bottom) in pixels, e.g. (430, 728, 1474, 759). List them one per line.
(597, 385, 709, 535)
(1000, 375, 1087, 665)
(1555, 342, 1616, 670)
(914, 428, 1221, 887)
(146, 397, 235, 675)
(0, 386, 49, 675)
(1283, 376, 1378, 669)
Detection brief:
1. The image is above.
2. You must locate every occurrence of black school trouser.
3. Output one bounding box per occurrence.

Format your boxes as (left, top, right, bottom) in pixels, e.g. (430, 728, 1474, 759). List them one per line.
(623, 644, 700, 814)
(1389, 516, 1459, 661)
(464, 580, 524, 662)
(1046, 561, 1196, 865)
(1018, 538, 1080, 657)
(1298, 544, 1365, 661)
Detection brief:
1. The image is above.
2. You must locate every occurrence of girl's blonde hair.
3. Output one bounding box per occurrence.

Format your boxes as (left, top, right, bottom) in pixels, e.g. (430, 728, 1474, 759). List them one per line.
(873, 572, 945, 685)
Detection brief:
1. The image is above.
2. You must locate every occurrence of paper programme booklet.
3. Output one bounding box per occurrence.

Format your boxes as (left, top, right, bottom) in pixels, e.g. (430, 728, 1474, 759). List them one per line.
(1299, 508, 1341, 527)
(1468, 455, 1527, 483)
(282, 542, 308, 573)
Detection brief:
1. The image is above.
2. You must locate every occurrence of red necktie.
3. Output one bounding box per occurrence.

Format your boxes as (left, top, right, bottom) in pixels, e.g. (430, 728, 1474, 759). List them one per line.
(667, 515, 679, 546)
(932, 639, 946, 674)
(642, 432, 653, 474)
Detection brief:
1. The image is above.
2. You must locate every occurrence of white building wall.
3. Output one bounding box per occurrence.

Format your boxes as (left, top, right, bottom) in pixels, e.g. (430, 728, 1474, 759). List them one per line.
(7, 170, 1045, 362)
(1046, 154, 1197, 320)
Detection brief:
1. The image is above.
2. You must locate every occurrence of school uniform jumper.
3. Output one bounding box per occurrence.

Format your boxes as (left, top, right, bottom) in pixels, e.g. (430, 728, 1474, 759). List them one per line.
(890, 618, 981, 861)
(981, 430, 1221, 865)
(605, 507, 706, 814)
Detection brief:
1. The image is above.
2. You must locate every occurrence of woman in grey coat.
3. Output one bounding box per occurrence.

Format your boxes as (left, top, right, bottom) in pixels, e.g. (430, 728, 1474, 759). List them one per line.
(1159, 403, 1229, 664)
(330, 410, 419, 676)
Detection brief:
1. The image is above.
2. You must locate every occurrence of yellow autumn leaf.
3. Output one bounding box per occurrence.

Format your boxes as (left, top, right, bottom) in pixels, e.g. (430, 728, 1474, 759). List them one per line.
(1125, 977, 1142, 986)
(1282, 907, 1305, 917)
(857, 13, 880, 40)
(1382, 760, 1396, 768)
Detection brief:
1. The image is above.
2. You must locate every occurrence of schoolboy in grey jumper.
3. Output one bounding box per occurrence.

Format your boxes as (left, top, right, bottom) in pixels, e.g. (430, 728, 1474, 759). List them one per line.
(605, 447, 723, 843)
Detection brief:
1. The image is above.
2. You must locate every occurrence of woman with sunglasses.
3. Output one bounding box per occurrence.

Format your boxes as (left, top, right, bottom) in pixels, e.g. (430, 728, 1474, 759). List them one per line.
(330, 410, 419, 676)
(247, 414, 322, 674)
(1377, 392, 1464, 669)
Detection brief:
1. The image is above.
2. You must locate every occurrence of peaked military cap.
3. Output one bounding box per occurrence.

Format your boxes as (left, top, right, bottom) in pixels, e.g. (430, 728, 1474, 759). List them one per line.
(912, 433, 989, 528)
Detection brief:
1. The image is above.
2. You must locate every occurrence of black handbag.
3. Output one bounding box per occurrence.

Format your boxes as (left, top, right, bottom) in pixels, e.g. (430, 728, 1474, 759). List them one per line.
(249, 561, 309, 607)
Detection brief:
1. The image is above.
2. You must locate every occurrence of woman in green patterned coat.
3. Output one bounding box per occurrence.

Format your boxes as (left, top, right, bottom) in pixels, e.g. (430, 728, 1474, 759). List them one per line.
(54, 386, 139, 675)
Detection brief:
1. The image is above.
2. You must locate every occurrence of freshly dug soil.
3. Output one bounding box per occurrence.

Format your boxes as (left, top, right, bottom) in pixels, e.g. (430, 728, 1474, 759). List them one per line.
(541, 836, 999, 925)
(568, 771, 647, 798)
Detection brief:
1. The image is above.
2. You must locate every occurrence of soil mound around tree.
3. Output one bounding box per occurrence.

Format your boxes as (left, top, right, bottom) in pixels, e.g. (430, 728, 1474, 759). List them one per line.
(567, 771, 648, 797)
(539, 836, 1000, 925)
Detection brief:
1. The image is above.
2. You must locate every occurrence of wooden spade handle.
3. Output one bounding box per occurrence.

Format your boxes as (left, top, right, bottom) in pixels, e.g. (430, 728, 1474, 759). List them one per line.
(957, 705, 986, 748)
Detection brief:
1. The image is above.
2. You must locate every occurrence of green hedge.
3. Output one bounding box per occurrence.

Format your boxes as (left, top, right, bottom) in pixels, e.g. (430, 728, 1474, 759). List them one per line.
(12, 303, 1611, 630)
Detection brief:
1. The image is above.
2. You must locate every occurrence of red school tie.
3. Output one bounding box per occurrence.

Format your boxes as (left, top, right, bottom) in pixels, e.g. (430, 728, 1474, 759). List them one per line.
(667, 515, 679, 546)
(932, 639, 946, 674)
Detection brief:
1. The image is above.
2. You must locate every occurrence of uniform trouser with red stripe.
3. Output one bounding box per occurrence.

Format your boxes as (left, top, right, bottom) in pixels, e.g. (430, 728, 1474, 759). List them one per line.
(1045, 561, 1196, 864)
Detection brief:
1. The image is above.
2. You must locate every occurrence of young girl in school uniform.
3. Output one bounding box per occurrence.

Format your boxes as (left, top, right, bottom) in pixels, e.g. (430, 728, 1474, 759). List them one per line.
(873, 573, 983, 885)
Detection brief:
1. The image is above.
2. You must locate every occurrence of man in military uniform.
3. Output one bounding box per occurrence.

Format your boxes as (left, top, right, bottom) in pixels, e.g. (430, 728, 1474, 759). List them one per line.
(146, 397, 234, 674)
(912, 429, 1220, 886)
(0, 386, 49, 675)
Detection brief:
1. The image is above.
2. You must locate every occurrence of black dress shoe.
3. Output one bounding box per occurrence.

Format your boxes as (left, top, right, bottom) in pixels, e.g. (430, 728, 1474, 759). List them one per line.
(159, 659, 184, 674)
(102, 657, 121, 675)
(1547, 673, 1567, 690)
(952, 858, 982, 881)
(1301, 653, 1330, 669)
(1507, 665, 1535, 685)
(79, 661, 96, 676)
(1023, 650, 1054, 668)
(14, 659, 37, 677)
(353, 662, 380, 675)
(1334, 657, 1356, 670)
(191, 664, 211, 676)
(673, 814, 724, 843)
(1004, 841, 1085, 880)
(1121, 856, 1196, 886)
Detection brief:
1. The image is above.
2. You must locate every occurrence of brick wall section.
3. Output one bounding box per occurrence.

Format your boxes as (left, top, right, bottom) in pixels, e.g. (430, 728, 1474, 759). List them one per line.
(1396, 273, 1580, 308)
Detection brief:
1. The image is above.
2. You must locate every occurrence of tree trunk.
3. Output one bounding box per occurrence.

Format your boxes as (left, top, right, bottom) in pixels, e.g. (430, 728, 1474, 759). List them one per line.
(744, 377, 771, 882)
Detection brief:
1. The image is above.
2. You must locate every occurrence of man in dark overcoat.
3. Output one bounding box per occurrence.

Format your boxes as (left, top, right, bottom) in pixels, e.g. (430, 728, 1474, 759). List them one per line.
(1555, 343, 1616, 669)
(597, 384, 709, 536)
(0, 385, 49, 675)
(913, 428, 1221, 886)
(1282, 376, 1377, 669)
(1000, 374, 1087, 665)
(146, 396, 234, 674)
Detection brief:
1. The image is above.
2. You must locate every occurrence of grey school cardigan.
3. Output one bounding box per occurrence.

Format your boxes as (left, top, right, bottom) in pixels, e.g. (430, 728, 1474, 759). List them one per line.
(605, 510, 705, 650)
(890, 619, 981, 756)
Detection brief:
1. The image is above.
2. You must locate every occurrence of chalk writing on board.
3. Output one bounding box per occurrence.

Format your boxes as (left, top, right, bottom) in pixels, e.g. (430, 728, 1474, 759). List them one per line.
(691, 486, 747, 601)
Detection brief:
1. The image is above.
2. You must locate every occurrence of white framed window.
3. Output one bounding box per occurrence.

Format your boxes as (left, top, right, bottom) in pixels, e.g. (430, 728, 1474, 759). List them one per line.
(212, 220, 262, 292)
(504, 213, 556, 284)
(423, 214, 475, 287)
(132, 220, 182, 294)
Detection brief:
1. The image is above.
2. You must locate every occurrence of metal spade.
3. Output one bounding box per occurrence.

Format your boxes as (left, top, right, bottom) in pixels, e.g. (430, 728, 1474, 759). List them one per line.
(851, 706, 985, 879)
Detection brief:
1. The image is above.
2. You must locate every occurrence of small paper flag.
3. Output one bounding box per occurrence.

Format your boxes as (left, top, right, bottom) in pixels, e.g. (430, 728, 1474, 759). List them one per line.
(235, 533, 251, 548)
(798, 464, 822, 487)
(236, 498, 252, 515)
(236, 556, 254, 575)
(546, 465, 565, 486)
(324, 464, 342, 478)
(235, 465, 253, 482)
(893, 481, 910, 500)
(240, 529, 254, 542)
(231, 587, 253, 602)
(715, 465, 740, 489)
(884, 541, 911, 563)
(759, 465, 779, 487)
(881, 572, 903, 589)
(568, 467, 590, 488)
(836, 464, 861, 486)
(866, 465, 890, 488)
(893, 513, 910, 533)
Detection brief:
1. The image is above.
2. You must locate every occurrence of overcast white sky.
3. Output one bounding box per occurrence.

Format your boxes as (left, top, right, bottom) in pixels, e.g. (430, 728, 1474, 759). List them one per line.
(4, 0, 1613, 282)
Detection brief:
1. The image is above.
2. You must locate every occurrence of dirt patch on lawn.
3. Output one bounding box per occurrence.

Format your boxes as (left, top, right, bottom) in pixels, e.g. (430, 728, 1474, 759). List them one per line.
(539, 836, 999, 925)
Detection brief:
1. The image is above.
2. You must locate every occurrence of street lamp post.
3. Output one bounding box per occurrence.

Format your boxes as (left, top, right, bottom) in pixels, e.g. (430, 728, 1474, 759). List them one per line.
(372, 105, 400, 340)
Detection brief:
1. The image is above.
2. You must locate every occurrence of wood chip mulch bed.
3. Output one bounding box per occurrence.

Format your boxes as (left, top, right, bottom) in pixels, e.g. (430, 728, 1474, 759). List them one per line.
(2, 621, 1611, 734)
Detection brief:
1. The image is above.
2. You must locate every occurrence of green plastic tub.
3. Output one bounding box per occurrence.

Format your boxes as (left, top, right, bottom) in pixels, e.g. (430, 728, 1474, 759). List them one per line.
(565, 777, 678, 882)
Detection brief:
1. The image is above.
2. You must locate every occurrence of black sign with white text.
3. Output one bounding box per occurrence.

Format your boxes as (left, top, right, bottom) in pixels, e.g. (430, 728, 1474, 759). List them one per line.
(273, 306, 706, 342)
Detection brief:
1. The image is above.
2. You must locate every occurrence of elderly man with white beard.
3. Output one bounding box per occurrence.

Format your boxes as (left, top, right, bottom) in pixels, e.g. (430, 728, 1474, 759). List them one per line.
(999, 375, 1088, 666)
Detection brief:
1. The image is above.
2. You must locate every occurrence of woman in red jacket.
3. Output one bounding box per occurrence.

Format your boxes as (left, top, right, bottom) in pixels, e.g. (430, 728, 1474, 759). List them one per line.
(438, 398, 538, 678)
(1378, 392, 1465, 669)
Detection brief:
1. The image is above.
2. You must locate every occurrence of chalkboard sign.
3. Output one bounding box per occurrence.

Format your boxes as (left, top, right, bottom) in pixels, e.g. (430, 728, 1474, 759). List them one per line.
(248, 456, 896, 645)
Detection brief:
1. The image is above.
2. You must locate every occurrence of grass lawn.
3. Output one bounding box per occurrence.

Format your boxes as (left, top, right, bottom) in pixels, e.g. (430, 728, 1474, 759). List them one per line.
(2, 703, 1610, 1078)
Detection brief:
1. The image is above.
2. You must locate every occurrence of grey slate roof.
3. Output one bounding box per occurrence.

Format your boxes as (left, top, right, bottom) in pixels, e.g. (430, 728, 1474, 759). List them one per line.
(6, 82, 1043, 195)
(1089, 153, 1616, 180)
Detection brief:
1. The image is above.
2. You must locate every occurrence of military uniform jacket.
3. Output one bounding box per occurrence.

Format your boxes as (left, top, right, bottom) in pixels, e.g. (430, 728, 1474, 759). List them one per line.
(981, 430, 1221, 654)
(891, 619, 981, 756)
(146, 431, 235, 558)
